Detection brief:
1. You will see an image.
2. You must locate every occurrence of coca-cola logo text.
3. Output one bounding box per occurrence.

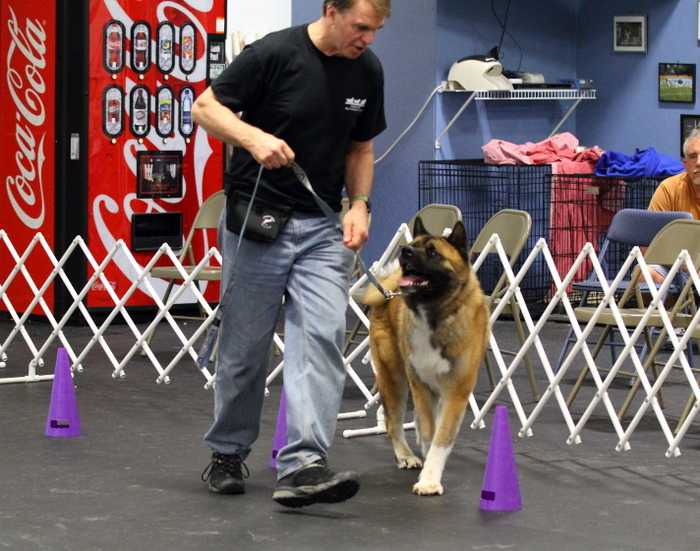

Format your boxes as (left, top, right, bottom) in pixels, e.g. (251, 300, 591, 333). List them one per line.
(5, 6, 47, 229)
(91, 280, 117, 293)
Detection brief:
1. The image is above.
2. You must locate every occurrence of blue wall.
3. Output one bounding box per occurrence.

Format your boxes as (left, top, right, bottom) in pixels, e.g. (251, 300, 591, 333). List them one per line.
(577, 0, 691, 158)
(434, 0, 579, 159)
(293, 0, 438, 261)
(293, 0, 580, 259)
(292, 0, 696, 262)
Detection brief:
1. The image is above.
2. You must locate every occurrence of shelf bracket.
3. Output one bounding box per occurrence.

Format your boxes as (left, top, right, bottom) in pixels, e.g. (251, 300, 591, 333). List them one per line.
(434, 89, 595, 149)
(547, 96, 585, 138)
(435, 91, 477, 149)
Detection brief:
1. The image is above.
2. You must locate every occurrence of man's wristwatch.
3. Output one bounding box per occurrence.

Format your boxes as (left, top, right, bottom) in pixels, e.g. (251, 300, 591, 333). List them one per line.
(350, 195, 371, 213)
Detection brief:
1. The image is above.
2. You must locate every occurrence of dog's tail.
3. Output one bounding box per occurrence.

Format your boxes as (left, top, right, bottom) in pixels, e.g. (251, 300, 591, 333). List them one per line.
(362, 261, 401, 307)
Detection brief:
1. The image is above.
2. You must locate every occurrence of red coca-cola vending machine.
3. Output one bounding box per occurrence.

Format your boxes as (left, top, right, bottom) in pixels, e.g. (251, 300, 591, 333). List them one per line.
(0, 0, 227, 317)
(0, 0, 58, 315)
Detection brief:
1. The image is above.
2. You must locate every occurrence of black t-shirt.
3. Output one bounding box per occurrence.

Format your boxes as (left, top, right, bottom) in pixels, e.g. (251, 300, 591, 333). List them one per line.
(211, 24, 387, 213)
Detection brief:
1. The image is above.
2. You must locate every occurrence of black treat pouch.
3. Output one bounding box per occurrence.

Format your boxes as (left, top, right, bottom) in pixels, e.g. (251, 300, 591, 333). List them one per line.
(226, 190, 293, 243)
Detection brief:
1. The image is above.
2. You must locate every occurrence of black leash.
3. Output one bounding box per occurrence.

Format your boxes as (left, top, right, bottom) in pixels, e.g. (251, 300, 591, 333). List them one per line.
(290, 162, 394, 301)
(196, 163, 393, 371)
(196, 165, 264, 370)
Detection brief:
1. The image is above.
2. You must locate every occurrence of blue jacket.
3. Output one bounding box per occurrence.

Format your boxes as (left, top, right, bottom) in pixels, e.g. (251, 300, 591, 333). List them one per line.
(594, 147, 684, 178)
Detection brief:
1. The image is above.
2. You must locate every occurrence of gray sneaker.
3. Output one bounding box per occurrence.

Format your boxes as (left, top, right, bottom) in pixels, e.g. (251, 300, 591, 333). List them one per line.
(201, 452, 249, 494)
(272, 461, 359, 508)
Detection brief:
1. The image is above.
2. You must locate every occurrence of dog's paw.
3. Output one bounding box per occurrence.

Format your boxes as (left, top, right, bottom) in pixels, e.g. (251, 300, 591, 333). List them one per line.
(396, 456, 423, 470)
(412, 480, 443, 496)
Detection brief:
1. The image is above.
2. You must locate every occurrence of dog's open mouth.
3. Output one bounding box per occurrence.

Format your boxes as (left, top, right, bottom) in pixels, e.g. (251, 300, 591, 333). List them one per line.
(398, 274, 430, 289)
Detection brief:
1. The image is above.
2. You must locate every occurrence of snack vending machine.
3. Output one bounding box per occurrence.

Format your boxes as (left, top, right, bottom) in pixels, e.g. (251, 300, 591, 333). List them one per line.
(0, 0, 227, 317)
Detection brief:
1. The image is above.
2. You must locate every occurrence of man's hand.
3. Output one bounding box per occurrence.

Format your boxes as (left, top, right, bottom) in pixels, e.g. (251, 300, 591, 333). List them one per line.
(244, 128, 295, 170)
(192, 87, 294, 169)
(342, 201, 370, 251)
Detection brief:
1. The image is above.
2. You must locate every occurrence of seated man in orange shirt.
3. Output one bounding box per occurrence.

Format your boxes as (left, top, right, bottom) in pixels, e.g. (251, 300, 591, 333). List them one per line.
(645, 128, 700, 285)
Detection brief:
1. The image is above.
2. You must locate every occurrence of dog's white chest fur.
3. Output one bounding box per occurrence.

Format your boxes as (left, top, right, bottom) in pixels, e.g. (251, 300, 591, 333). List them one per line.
(407, 311, 450, 391)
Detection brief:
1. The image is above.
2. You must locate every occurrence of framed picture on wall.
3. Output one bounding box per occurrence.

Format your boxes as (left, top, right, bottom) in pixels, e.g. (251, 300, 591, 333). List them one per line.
(613, 15, 647, 53)
(680, 114, 700, 157)
(659, 63, 696, 104)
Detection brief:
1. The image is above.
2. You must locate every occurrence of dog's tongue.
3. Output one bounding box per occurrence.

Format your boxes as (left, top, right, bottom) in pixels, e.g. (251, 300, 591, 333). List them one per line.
(398, 274, 427, 287)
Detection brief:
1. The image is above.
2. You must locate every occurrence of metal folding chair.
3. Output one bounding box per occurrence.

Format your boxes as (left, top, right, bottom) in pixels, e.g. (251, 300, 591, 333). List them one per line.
(554, 209, 693, 374)
(565, 218, 700, 409)
(142, 190, 225, 351)
(469, 209, 539, 401)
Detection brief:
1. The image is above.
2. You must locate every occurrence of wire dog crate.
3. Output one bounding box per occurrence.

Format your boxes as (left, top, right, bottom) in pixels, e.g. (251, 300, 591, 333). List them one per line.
(418, 160, 552, 310)
(418, 159, 664, 314)
(548, 173, 664, 304)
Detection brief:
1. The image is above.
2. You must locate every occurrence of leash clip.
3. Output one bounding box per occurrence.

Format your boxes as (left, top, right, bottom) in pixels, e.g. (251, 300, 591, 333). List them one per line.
(384, 290, 401, 300)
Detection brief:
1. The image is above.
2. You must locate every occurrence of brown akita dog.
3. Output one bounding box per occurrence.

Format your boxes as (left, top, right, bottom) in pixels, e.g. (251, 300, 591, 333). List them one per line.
(364, 217, 489, 495)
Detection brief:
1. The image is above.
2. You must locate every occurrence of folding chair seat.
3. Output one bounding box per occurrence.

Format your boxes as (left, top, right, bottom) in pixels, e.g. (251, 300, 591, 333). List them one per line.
(554, 209, 693, 374)
(564, 218, 700, 410)
(469, 209, 539, 401)
(143, 190, 226, 351)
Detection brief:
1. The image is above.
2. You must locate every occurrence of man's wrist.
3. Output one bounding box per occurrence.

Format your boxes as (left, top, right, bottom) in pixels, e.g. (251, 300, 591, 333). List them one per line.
(350, 195, 371, 213)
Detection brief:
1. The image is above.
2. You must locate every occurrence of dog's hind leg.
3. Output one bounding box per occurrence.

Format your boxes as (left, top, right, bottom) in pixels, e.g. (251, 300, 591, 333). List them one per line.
(375, 361, 422, 470)
(410, 383, 437, 458)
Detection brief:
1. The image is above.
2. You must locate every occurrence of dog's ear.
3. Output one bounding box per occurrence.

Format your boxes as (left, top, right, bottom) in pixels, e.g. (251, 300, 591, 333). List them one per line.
(412, 216, 429, 237)
(447, 221, 470, 262)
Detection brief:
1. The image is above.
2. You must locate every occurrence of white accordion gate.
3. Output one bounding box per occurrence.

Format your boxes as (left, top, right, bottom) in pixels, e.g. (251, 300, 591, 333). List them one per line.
(2, 228, 700, 458)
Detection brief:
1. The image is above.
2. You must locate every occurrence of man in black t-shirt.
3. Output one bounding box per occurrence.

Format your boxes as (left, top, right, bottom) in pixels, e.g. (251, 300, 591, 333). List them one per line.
(194, 0, 390, 508)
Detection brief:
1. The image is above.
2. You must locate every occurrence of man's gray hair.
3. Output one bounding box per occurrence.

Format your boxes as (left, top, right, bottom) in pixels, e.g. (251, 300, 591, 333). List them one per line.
(323, 0, 391, 18)
(683, 128, 700, 157)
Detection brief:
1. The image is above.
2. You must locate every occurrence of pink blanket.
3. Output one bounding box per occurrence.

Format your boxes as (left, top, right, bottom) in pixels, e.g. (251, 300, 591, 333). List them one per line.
(482, 132, 605, 172)
(483, 133, 579, 165)
(482, 134, 611, 294)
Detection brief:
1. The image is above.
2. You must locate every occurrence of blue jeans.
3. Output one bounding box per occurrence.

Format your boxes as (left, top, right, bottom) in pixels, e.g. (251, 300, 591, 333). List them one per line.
(647, 263, 690, 289)
(204, 207, 354, 479)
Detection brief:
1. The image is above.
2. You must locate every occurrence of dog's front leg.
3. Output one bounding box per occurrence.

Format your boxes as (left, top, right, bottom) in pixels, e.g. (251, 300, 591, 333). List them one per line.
(413, 390, 469, 496)
(414, 441, 455, 496)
